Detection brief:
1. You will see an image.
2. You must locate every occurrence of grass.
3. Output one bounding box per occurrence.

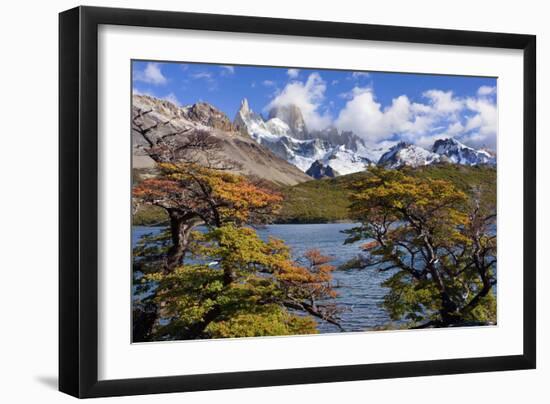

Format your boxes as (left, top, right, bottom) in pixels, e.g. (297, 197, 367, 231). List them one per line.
(276, 164, 496, 223)
(132, 164, 497, 225)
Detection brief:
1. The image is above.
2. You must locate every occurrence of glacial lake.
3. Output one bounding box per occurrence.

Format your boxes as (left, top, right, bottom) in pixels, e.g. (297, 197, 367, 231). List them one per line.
(133, 223, 395, 333)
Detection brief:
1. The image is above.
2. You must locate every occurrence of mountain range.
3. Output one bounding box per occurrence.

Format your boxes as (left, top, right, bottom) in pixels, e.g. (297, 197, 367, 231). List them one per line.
(132, 95, 310, 185)
(132, 95, 496, 184)
(233, 98, 495, 178)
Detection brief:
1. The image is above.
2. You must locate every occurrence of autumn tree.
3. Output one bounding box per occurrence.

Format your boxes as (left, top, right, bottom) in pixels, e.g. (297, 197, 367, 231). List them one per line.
(142, 227, 340, 340)
(133, 162, 281, 272)
(344, 167, 496, 328)
(131, 106, 341, 341)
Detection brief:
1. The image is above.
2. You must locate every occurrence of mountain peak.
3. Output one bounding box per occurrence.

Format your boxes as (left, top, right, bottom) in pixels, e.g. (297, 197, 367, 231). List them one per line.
(182, 102, 235, 132)
(268, 104, 308, 139)
(306, 160, 337, 179)
(433, 137, 464, 149)
(433, 137, 495, 165)
(378, 142, 440, 168)
(239, 98, 250, 115)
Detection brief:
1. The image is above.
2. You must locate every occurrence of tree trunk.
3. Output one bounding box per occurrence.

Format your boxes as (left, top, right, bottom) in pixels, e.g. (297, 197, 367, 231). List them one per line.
(164, 210, 202, 273)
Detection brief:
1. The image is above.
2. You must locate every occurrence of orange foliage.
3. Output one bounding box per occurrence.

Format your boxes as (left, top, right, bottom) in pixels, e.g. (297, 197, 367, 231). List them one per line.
(133, 162, 282, 225)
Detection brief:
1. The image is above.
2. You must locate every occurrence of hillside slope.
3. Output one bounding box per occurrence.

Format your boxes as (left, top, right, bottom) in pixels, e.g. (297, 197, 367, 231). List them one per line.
(133, 95, 311, 186)
(134, 164, 496, 225)
(276, 164, 496, 223)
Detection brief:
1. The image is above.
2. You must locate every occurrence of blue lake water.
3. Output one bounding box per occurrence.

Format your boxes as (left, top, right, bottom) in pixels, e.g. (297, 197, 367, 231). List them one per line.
(132, 223, 394, 333)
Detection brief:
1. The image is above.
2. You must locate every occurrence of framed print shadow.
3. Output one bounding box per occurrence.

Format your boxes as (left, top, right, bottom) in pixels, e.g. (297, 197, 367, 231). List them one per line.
(59, 6, 536, 398)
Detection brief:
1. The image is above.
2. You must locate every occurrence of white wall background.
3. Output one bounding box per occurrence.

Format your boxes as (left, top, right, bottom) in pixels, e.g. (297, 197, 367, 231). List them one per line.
(0, 0, 546, 402)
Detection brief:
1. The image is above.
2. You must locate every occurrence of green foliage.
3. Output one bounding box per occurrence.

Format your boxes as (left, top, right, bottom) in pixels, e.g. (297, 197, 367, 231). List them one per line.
(140, 224, 334, 339)
(276, 177, 352, 223)
(133, 204, 169, 226)
(207, 308, 318, 338)
(343, 166, 497, 327)
(277, 165, 496, 224)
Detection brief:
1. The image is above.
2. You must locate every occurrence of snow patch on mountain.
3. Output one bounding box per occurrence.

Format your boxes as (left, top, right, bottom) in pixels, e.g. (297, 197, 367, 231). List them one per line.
(234, 99, 496, 177)
(432, 138, 496, 165)
(378, 142, 441, 168)
(234, 99, 374, 176)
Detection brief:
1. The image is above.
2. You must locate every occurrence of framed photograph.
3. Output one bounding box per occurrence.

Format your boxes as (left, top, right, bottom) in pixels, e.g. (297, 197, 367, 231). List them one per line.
(59, 6, 536, 398)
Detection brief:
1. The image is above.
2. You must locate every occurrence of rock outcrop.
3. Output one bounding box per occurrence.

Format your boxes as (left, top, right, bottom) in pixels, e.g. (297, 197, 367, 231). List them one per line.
(306, 160, 338, 179)
(132, 95, 311, 186)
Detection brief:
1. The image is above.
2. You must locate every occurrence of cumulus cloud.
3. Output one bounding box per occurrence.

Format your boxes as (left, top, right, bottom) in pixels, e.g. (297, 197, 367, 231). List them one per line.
(134, 63, 167, 85)
(262, 80, 276, 87)
(335, 88, 419, 143)
(477, 85, 497, 96)
(423, 90, 463, 115)
(350, 72, 370, 79)
(334, 85, 497, 151)
(460, 97, 497, 149)
(265, 72, 332, 131)
(287, 69, 300, 79)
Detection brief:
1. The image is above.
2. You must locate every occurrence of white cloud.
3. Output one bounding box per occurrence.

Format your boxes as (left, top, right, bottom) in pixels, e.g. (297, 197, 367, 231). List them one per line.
(220, 65, 235, 75)
(335, 85, 497, 151)
(262, 80, 276, 87)
(163, 92, 180, 106)
(423, 90, 463, 115)
(192, 72, 214, 80)
(287, 69, 300, 78)
(134, 63, 167, 85)
(191, 72, 217, 91)
(265, 72, 332, 131)
(460, 97, 497, 149)
(133, 88, 180, 107)
(477, 85, 497, 96)
(447, 121, 465, 135)
(336, 88, 419, 143)
(351, 72, 370, 79)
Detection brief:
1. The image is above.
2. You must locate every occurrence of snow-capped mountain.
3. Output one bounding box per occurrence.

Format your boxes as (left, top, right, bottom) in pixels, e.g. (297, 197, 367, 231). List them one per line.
(234, 99, 374, 176)
(432, 138, 496, 165)
(268, 104, 308, 139)
(378, 142, 441, 168)
(234, 99, 496, 177)
(306, 160, 337, 179)
(132, 95, 311, 185)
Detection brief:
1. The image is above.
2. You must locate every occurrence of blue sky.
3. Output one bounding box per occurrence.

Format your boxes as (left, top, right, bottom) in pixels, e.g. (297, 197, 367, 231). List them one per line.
(132, 60, 497, 150)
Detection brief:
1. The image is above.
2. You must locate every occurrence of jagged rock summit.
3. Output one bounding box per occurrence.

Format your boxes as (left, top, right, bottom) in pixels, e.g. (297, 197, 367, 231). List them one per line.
(268, 104, 308, 139)
(432, 138, 496, 165)
(181, 102, 235, 132)
(132, 95, 311, 185)
(306, 160, 338, 179)
(234, 99, 375, 177)
(378, 142, 441, 168)
(133, 95, 497, 183)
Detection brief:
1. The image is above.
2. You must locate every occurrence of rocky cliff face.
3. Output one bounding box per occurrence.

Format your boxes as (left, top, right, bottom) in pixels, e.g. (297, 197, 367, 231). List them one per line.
(181, 102, 235, 132)
(132, 95, 311, 186)
(235, 99, 375, 177)
(378, 142, 441, 168)
(306, 160, 337, 179)
(134, 96, 497, 183)
(432, 138, 496, 165)
(268, 104, 308, 139)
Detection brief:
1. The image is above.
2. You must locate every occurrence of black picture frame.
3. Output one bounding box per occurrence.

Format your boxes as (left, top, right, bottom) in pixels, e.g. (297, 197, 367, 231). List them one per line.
(59, 5, 536, 398)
